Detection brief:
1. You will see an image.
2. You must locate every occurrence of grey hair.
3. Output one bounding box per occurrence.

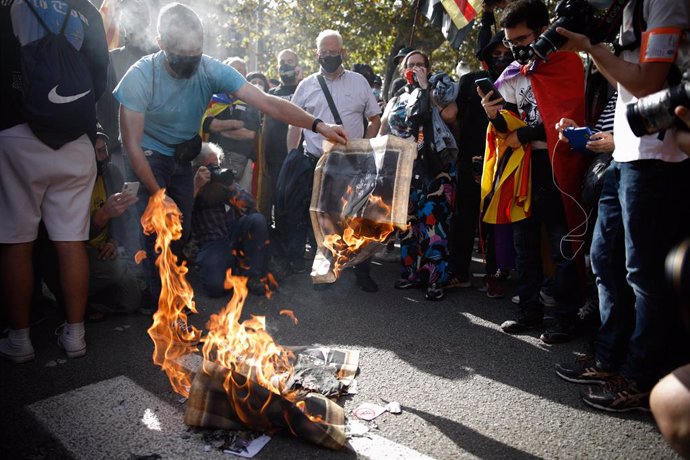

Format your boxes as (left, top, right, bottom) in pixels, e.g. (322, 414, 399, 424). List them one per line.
(315, 29, 343, 49)
(223, 57, 246, 67)
(194, 142, 224, 169)
(277, 48, 299, 64)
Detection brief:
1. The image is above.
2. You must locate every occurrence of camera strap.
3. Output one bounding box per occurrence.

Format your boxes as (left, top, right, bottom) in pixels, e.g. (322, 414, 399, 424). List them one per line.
(317, 75, 343, 125)
(595, 0, 632, 46)
(611, 0, 645, 54)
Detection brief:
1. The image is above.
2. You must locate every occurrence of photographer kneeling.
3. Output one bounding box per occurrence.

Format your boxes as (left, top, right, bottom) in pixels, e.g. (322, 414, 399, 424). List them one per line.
(192, 143, 269, 297)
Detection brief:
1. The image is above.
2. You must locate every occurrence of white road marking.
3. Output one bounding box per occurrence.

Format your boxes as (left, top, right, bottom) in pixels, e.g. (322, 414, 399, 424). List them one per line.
(28, 376, 433, 459)
(348, 433, 436, 459)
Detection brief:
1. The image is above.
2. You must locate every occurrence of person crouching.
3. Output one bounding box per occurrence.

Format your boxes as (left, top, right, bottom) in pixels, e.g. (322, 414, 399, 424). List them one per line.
(191, 143, 269, 296)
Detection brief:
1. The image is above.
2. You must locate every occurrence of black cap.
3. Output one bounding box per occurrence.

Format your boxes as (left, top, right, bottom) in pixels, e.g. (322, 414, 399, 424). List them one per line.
(394, 46, 416, 64)
(480, 30, 507, 62)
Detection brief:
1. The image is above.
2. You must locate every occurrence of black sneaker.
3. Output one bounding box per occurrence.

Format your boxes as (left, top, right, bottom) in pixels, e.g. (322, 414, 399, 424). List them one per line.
(356, 273, 379, 293)
(540, 322, 575, 344)
(500, 312, 542, 333)
(425, 283, 444, 301)
(394, 278, 420, 289)
(581, 375, 650, 413)
(556, 354, 614, 384)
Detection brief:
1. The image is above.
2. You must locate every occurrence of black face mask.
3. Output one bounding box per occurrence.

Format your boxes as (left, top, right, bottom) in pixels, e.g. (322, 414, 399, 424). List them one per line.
(511, 45, 534, 66)
(279, 63, 297, 85)
(165, 51, 202, 79)
(318, 54, 342, 73)
(489, 56, 514, 79)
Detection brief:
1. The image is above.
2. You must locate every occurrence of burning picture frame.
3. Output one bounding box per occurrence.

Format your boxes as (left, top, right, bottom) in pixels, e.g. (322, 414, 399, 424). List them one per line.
(310, 136, 416, 283)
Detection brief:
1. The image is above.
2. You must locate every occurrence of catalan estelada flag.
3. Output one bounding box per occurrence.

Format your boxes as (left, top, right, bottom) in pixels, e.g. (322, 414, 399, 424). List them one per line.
(199, 93, 237, 141)
(99, 0, 120, 50)
(441, 0, 483, 29)
(420, 0, 483, 48)
(480, 110, 532, 225)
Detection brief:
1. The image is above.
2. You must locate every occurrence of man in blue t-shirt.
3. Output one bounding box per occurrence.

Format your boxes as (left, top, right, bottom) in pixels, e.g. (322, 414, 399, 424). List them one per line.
(113, 3, 347, 307)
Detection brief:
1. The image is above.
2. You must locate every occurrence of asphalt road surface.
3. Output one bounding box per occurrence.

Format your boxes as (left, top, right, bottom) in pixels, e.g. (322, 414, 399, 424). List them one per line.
(0, 256, 679, 459)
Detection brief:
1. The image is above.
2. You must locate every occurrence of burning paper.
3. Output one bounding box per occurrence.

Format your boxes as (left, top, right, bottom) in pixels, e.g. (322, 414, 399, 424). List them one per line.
(310, 136, 415, 283)
(140, 190, 350, 449)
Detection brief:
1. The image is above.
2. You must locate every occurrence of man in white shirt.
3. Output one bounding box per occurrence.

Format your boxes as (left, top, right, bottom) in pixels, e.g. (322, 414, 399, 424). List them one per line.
(555, 0, 690, 412)
(279, 29, 381, 292)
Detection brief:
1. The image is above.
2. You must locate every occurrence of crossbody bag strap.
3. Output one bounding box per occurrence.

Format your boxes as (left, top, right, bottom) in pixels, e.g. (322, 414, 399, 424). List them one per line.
(317, 75, 342, 125)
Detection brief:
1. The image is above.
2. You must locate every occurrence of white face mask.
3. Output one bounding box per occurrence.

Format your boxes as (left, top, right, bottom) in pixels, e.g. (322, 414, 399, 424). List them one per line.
(587, 0, 614, 9)
(252, 82, 266, 92)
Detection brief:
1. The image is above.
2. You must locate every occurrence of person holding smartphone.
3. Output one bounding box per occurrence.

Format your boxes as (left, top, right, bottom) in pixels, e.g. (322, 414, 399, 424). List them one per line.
(478, 0, 589, 344)
(378, 50, 458, 301)
(35, 131, 142, 324)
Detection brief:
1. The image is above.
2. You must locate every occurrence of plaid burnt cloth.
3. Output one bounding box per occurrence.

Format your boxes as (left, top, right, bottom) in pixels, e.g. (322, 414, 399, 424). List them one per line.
(184, 347, 359, 450)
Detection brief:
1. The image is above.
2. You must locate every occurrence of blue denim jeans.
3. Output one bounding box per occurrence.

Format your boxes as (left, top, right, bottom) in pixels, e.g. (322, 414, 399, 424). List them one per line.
(591, 159, 690, 388)
(130, 151, 194, 304)
(196, 213, 268, 297)
(512, 150, 581, 321)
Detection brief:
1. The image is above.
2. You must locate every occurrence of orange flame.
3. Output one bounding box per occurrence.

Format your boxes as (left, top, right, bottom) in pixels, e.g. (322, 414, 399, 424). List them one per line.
(279, 309, 299, 325)
(134, 249, 147, 264)
(142, 190, 327, 428)
(322, 194, 396, 276)
(141, 190, 200, 397)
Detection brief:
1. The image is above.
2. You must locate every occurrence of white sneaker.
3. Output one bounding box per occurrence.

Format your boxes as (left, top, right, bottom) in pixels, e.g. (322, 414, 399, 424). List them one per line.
(55, 323, 86, 359)
(0, 335, 35, 363)
(512, 291, 557, 307)
(539, 288, 557, 307)
(373, 246, 399, 263)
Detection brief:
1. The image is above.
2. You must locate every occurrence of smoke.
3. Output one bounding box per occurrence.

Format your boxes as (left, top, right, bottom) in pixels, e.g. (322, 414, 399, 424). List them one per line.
(118, 0, 158, 52)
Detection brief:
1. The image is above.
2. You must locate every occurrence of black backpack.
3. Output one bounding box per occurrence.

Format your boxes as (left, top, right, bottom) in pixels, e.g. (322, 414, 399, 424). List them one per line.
(19, 1, 96, 150)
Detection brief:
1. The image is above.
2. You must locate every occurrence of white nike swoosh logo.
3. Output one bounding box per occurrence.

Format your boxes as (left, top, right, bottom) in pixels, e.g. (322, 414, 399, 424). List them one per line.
(47, 85, 91, 104)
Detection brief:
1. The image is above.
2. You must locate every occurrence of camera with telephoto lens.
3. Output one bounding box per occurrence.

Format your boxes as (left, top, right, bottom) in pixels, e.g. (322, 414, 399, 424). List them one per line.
(531, 0, 597, 61)
(626, 70, 690, 137)
(206, 164, 235, 186)
(666, 238, 690, 325)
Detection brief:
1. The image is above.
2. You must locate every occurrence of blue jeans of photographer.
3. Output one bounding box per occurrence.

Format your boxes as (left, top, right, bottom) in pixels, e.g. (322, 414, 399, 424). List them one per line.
(196, 213, 268, 297)
(512, 150, 582, 322)
(128, 150, 194, 307)
(591, 159, 690, 389)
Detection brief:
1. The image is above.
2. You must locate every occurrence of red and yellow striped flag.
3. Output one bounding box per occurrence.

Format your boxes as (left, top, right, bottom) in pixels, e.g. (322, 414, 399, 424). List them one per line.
(440, 0, 483, 29)
(99, 0, 120, 50)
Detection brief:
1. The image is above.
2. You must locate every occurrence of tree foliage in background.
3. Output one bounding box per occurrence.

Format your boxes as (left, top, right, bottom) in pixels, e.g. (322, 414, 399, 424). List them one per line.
(200, 0, 466, 95)
(160, 0, 557, 97)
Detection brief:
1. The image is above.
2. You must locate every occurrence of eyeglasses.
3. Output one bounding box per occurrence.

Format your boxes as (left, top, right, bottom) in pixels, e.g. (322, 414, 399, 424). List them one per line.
(502, 31, 536, 48)
(405, 62, 426, 69)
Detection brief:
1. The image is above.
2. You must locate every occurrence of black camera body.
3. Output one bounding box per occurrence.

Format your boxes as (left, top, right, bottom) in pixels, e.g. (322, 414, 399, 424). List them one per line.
(627, 71, 690, 137)
(206, 164, 235, 186)
(530, 0, 627, 62)
(531, 0, 596, 61)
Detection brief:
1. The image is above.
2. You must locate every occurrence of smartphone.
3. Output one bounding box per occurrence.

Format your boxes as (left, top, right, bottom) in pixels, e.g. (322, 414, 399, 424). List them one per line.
(121, 181, 140, 196)
(563, 127, 596, 155)
(475, 78, 503, 101)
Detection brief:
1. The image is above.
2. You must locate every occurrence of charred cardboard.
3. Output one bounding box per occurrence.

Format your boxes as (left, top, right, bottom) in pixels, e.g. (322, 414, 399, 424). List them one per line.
(309, 136, 416, 283)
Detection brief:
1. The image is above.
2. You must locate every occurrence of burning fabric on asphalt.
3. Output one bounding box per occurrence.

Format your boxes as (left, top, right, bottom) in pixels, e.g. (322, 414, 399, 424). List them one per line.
(310, 136, 416, 283)
(184, 346, 360, 450)
(140, 190, 357, 450)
